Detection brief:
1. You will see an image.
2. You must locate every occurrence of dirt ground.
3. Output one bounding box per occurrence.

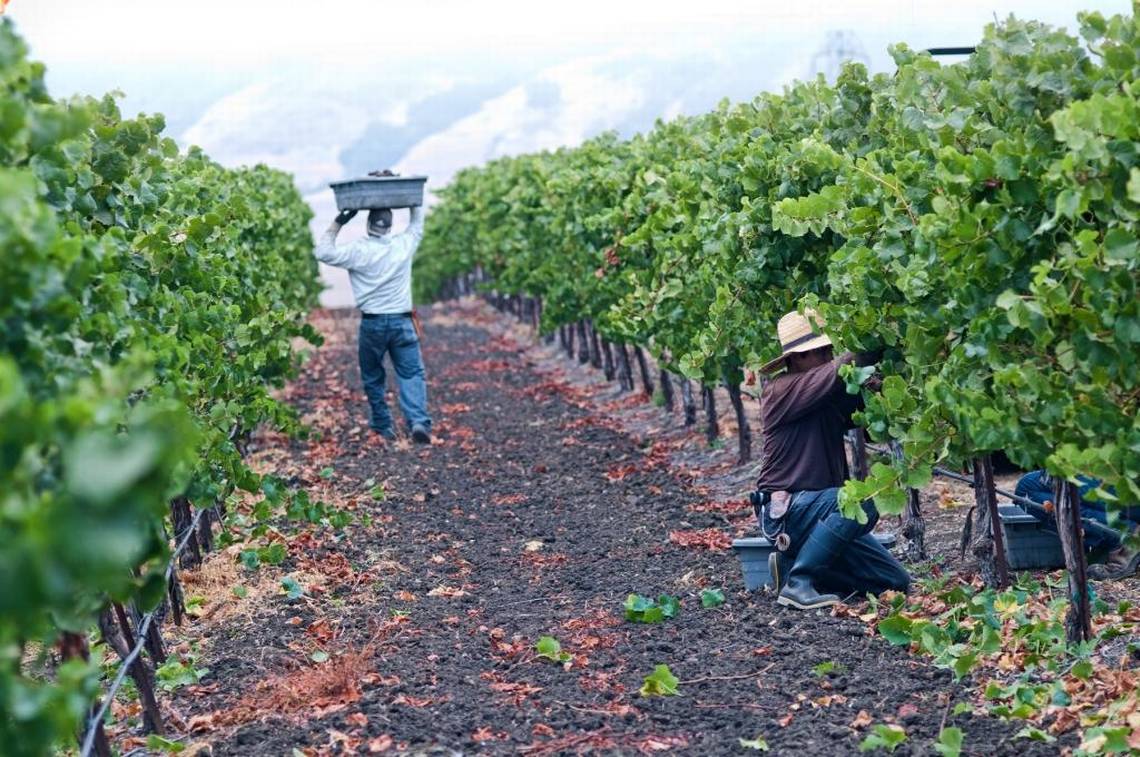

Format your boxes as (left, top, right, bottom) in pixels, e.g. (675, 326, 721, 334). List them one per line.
(155, 298, 1110, 755)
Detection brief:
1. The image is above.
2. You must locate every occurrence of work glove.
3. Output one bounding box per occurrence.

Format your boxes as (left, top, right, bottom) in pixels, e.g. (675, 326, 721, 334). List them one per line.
(334, 208, 359, 226)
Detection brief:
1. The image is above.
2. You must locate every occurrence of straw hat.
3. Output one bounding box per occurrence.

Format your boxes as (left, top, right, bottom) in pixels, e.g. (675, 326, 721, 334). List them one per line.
(760, 308, 833, 373)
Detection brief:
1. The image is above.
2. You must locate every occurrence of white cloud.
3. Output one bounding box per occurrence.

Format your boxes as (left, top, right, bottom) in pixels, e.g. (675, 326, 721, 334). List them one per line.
(395, 54, 646, 196)
(181, 82, 374, 190)
(661, 97, 686, 122)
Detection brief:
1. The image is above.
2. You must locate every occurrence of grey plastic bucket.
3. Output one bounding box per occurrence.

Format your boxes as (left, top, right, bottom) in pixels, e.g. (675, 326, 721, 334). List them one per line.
(329, 176, 427, 210)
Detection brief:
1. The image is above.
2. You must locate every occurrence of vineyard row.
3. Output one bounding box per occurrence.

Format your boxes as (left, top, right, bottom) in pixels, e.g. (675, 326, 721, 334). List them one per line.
(413, 9, 1140, 641)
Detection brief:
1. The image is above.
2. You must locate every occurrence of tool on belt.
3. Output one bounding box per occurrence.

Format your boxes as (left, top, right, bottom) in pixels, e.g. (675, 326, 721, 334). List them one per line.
(411, 309, 424, 341)
(749, 487, 792, 551)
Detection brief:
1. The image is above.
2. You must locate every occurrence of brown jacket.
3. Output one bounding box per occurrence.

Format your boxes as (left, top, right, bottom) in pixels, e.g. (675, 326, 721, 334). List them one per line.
(756, 353, 867, 493)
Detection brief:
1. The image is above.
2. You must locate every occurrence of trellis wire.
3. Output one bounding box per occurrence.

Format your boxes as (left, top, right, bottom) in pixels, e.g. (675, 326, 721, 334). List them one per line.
(860, 441, 1044, 511)
(79, 504, 209, 757)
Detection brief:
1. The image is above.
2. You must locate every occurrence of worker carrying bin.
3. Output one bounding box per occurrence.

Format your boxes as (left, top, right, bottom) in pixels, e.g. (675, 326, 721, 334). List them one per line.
(316, 170, 433, 446)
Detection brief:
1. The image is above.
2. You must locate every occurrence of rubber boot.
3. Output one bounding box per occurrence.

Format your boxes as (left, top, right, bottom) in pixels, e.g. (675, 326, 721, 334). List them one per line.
(777, 525, 843, 610)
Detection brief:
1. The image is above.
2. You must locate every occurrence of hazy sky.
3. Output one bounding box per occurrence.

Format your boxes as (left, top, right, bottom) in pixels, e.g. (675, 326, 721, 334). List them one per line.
(6, 0, 1131, 305)
(12, 1, 1132, 70)
(10, 1, 1131, 143)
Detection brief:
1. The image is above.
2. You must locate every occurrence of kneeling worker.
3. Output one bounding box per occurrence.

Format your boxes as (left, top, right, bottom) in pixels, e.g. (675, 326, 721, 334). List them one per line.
(1015, 470, 1138, 579)
(753, 309, 910, 610)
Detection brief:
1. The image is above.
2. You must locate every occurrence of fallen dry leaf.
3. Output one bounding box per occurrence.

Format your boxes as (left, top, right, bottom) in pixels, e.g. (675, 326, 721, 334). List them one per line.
(427, 585, 468, 598)
(187, 713, 217, 733)
(367, 734, 394, 752)
(667, 529, 733, 552)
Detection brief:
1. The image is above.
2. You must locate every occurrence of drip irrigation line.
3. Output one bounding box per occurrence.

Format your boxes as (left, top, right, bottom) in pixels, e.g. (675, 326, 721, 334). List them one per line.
(79, 504, 209, 757)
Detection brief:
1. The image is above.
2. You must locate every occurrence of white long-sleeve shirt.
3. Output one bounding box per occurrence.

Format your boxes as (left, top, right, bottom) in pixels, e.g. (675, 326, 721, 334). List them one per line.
(313, 207, 424, 314)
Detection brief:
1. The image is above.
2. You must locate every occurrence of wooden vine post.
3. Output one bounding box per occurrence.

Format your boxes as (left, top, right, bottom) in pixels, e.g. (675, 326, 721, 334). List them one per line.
(1054, 479, 1093, 642)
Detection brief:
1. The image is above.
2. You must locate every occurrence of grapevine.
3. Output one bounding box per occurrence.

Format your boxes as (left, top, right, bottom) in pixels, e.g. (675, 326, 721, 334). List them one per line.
(0, 20, 319, 753)
(416, 9, 1140, 641)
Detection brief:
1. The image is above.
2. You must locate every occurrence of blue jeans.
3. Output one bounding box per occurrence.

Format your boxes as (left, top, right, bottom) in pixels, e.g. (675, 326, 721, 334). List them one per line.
(358, 315, 431, 434)
(1014, 471, 1124, 555)
(762, 488, 911, 596)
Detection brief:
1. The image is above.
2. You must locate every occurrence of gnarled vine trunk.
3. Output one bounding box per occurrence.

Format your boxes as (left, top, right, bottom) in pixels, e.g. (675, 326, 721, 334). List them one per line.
(1054, 479, 1092, 642)
(702, 384, 719, 444)
(171, 497, 201, 570)
(600, 339, 615, 381)
(848, 429, 869, 481)
(616, 343, 634, 392)
(890, 443, 927, 561)
(111, 603, 164, 735)
(725, 379, 752, 464)
(970, 456, 1008, 588)
(633, 346, 654, 397)
(659, 369, 675, 412)
(588, 321, 603, 369)
(60, 632, 112, 757)
(680, 379, 697, 427)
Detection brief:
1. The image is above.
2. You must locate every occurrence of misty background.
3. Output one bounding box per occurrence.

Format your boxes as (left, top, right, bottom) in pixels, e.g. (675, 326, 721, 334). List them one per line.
(7, 1, 1131, 305)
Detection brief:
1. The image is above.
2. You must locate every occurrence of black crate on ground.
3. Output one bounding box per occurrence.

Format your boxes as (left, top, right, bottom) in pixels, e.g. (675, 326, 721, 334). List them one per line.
(329, 176, 427, 210)
(733, 532, 897, 591)
(998, 504, 1065, 570)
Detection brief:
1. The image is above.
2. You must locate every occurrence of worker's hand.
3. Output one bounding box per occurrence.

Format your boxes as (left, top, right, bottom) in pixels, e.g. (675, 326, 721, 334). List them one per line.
(334, 208, 359, 226)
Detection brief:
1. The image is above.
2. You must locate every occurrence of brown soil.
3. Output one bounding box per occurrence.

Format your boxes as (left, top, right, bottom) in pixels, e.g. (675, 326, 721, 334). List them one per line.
(154, 299, 1094, 756)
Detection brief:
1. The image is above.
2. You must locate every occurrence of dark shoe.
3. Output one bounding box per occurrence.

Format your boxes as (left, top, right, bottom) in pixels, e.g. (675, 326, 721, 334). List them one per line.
(411, 424, 432, 444)
(768, 550, 786, 592)
(1090, 546, 1140, 580)
(373, 427, 397, 442)
(777, 575, 841, 610)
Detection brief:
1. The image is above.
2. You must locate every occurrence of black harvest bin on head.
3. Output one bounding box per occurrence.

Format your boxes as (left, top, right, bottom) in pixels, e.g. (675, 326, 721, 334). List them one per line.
(329, 175, 427, 210)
